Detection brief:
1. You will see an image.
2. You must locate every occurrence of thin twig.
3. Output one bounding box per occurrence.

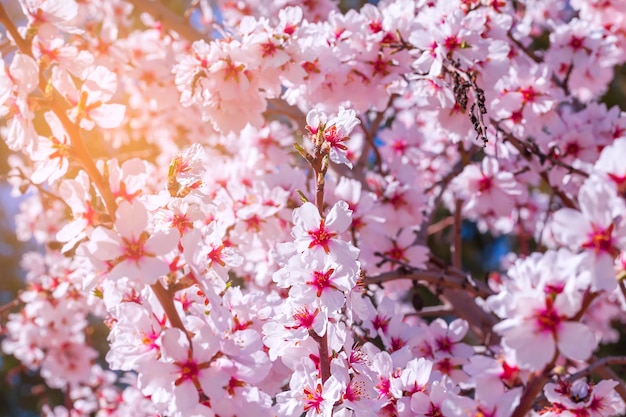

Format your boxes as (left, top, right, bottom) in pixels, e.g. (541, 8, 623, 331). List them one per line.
(567, 356, 626, 383)
(365, 267, 493, 299)
(619, 280, 626, 304)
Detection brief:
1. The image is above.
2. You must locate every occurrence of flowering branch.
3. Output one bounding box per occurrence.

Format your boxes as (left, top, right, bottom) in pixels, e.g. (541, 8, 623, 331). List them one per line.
(0, 2, 192, 349)
(0, 3, 118, 217)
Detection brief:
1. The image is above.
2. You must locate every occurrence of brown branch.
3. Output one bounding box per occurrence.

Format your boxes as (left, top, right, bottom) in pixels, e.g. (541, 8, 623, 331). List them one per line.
(0, 299, 20, 316)
(511, 369, 553, 417)
(405, 305, 454, 317)
(355, 94, 396, 174)
(567, 356, 626, 384)
(0, 5, 32, 54)
(426, 216, 454, 235)
(507, 30, 542, 64)
(365, 267, 494, 299)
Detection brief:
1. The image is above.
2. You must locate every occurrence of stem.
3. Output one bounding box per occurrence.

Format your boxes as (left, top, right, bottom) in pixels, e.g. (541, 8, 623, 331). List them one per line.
(511, 370, 552, 417)
(567, 356, 626, 383)
(0, 5, 31, 54)
(452, 199, 462, 270)
(0, 299, 19, 316)
(304, 131, 332, 384)
(151, 282, 187, 333)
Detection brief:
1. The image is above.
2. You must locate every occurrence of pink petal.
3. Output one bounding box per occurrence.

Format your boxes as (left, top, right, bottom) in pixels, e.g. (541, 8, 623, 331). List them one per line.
(91, 103, 126, 129)
(115, 201, 147, 238)
(160, 328, 190, 362)
(89, 227, 122, 260)
(146, 229, 179, 256)
(137, 257, 169, 285)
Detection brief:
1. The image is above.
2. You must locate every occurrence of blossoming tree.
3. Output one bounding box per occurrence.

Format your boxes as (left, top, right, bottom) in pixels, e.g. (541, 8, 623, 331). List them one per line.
(2, 0, 626, 416)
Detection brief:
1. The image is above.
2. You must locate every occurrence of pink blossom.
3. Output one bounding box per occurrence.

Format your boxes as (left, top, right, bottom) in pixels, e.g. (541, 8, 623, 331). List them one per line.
(87, 201, 178, 286)
(292, 201, 359, 264)
(551, 177, 626, 291)
(52, 66, 126, 130)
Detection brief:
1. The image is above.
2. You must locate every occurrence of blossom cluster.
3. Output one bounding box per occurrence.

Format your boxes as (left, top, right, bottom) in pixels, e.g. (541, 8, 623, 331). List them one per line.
(1, 0, 626, 416)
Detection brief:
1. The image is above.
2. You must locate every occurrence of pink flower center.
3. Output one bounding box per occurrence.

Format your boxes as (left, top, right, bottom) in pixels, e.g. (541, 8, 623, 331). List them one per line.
(582, 224, 615, 254)
(121, 233, 150, 262)
(519, 87, 538, 103)
(444, 35, 460, 51)
(371, 56, 391, 77)
(208, 245, 226, 266)
(371, 314, 390, 333)
(175, 360, 199, 385)
(260, 41, 277, 58)
(292, 308, 316, 329)
(308, 268, 336, 297)
(534, 303, 561, 333)
(500, 361, 519, 386)
(386, 242, 407, 262)
(308, 220, 337, 254)
(478, 176, 492, 192)
(564, 141, 581, 157)
(392, 139, 408, 154)
(435, 336, 453, 354)
(390, 336, 405, 352)
(475, 406, 497, 417)
(303, 384, 324, 413)
(369, 21, 383, 33)
(569, 35, 584, 51)
(376, 377, 392, 398)
(141, 330, 160, 350)
(425, 404, 443, 417)
(323, 125, 349, 150)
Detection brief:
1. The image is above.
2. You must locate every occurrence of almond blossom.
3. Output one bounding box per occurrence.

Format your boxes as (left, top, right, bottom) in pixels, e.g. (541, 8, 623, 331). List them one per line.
(550, 177, 626, 291)
(86, 201, 178, 286)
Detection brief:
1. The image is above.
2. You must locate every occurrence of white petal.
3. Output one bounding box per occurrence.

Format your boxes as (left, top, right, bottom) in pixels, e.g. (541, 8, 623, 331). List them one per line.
(502, 324, 554, 370)
(557, 321, 596, 361)
(91, 103, 126, 129)
(160, 328, 190, 362)
(326, 200, 352, 233)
